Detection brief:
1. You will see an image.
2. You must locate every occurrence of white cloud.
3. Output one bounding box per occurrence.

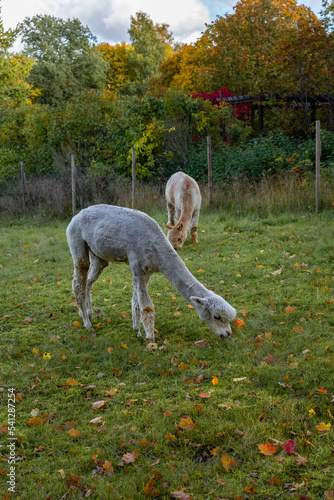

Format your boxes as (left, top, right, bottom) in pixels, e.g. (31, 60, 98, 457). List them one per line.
(1, 0, 323, 52)
(2, 0, 211, 46)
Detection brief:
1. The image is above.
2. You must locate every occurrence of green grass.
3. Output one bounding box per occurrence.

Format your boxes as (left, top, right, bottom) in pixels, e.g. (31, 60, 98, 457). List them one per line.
(0, 209, 334, 499)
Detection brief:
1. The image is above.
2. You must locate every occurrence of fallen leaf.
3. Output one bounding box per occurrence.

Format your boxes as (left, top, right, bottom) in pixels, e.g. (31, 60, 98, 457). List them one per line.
(102, 460, 114, 475)
(258, 442, 278, 456)
(120, 452, 137, 464)
(294, 454, 309, 466)
(67, 378, 79, 386)
(261, 355, 279, 364)
(22, 317, 34, 324)
(58, 469, 66, 479)
(245, 485, 256, 494)
(92, 400, 107, 410)
(316, 422, 331, 431)
(68, 428, 80, 438)
(178, 417, 196, 430)
(221, 454, 237, 470)
(90, 417, 104, 425)
(212, 376, 218, 386)
(105, 388, 117, 396)
(165, 434, 177, 443)
(285, 305, 297, 313)
(282, 439, 297, 454)
(170, 489, 193, 500)
(194, 339, 209, 347)
(146, 342, 158, 350)
(234, 318, 245, 328)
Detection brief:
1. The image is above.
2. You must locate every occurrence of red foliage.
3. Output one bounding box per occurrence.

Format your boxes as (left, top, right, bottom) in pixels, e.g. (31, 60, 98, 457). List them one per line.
(191, 87, 250, 120)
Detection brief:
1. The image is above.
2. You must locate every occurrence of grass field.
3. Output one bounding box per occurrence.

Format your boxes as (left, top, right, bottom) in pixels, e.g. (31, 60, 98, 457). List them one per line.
(1, 208, 334, 499)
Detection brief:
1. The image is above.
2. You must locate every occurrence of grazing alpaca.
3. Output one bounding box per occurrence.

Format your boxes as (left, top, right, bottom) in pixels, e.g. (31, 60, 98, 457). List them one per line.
(66, 205, 236, 341)
(164, 172, 202, 249)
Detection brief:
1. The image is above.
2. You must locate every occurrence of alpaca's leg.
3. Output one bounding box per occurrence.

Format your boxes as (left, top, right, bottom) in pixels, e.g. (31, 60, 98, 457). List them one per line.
(132, 272, 155, 341)
(190, 210, 200, 242)
(86, 251, 108, 321)
(72, 257, 90, 328)
(131, 287, 140, 332)
(167, 201, 175, 225)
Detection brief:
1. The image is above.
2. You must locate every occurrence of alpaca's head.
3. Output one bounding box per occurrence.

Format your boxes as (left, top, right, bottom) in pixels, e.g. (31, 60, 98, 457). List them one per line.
(190, 293, 237, 338)
(164, 222, 187, 250)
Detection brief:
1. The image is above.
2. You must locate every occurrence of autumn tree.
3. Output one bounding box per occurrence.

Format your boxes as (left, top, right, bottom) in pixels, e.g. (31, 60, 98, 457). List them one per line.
(19, 15, 108, 104)
(0, 7, 36, 107)
(96, 42, 133, 92)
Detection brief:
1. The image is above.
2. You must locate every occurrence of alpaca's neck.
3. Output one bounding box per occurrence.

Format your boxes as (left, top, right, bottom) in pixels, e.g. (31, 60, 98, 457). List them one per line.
(178, 198, 193, 227)
(157, 248, 207, 302)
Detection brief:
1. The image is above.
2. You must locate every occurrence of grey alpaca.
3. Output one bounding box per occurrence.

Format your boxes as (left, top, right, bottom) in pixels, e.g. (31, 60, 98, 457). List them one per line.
(66, 205, 236, 341)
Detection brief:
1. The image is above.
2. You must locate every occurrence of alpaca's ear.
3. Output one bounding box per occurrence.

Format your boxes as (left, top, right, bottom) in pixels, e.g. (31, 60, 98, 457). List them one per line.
(190, 296, 210, 320)
(164, 223, 173, 229)
(177, 222, 183, 231)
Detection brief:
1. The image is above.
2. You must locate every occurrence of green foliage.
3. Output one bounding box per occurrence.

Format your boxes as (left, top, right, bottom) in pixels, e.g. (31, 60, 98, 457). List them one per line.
(19, 15, 108, 105)
(124, 12, 171, 95)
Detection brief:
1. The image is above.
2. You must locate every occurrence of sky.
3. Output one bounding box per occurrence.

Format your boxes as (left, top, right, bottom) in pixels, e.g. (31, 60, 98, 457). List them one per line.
(1, 0, 324, 51)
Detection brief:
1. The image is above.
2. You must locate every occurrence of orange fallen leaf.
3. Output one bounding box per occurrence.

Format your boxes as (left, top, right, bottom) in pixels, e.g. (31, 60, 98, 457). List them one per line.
(68, 428, 80, 438)
(316, 387, 328, 394)
(199, 393, 211, 398)
(285, 305, 297, 313)
(178, 417, 196, 431)
(102, 460, 113, 475)
(316, 422, 331, 431)
(67, 378, 79, 386)
(234, 318, 245, 328)
(105, 387, 118, 396)
(245, 485, 256, 494)
(73, 321, 81, 327)
(258, 442, 278, 456)
(28, 417, 44, 426)
(212, 376, 218, 386)
(165, 434, 177, 443)
(221, 454, 237, 470)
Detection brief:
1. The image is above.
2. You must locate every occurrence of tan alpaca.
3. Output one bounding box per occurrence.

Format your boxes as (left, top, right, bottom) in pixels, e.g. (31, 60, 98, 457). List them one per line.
(164, 172, 201, 249)
(66, 205, 236, 341)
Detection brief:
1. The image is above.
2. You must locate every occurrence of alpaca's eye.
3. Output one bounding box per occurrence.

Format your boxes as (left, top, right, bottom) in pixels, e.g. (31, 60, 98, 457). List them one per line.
(213, 315, 220, 320)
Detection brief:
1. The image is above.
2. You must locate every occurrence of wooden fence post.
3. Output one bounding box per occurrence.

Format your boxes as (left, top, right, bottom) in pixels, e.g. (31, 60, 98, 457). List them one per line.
(315, 120, 321, 211)
(132, 148, 136, 209)
(71, 154, 76, 216)
(207, 136, 212, 205)
(20, 161, 27, 215)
